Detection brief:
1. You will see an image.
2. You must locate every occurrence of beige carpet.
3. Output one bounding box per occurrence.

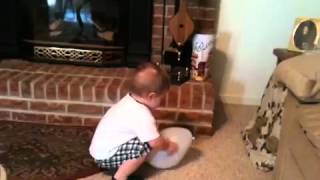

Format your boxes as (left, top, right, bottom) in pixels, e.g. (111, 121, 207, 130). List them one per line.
(79, 103, 273, 180)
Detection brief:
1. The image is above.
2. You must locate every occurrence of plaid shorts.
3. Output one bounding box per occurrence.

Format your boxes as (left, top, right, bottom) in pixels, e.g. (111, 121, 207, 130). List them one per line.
(95, 137, 151, 169)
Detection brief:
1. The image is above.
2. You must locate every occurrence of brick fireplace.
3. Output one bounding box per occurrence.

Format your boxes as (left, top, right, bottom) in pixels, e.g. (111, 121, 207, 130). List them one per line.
(0, 0, 218, 135)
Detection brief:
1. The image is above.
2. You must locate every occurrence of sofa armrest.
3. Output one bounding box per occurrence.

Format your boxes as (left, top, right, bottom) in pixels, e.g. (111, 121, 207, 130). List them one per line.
(273, 48, 302, 65)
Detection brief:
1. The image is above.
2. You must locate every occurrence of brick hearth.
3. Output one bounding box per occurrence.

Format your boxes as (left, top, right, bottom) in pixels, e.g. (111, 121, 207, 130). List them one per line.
(0, 59, 215, 135)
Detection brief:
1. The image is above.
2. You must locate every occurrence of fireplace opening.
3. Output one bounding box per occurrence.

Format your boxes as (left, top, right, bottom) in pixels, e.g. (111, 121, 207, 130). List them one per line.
(14, 0, 153, 67)
(29, 0, 126, 44)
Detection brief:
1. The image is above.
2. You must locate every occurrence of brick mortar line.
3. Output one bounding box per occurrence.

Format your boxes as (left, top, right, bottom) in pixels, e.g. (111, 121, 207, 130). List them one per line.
(30, 73, 48, 99)
(166, 4, 175, 8)
(44, 74, 60, 99)
(81, 118, 85, 126)
(27, 100, 67, 113)
(0, 95, 112, 106)
(7, 72, 24, 96)
(19, 73, 32, 97)
(9, 111, 12, 120)
(3, 109, 212, 123)
(56, 76, 69, 100)
(18, 77, 23, 97)
(67, 78, 72, 100)
(103, 77, 114, 103)
(0, 68, 131, 79)
(45, 112, 49, 123)
(0, 96, 212, 113)
(54, 75, 68, 100)
(27, 98, 31, 110)
(153, 14, 166, 18)
(0, 108, 102, 119)
(6, 75, 10, 96)
(0, 72, 12, 96)
(92, 78, 103, 102)
(153, 25, 166, 28)
(153, 4, 167, 7)
(24, 65, 38, 72)
(80, 78, 90, 101)
(67, 78, 76, 100)
(165, 7, 170, 17)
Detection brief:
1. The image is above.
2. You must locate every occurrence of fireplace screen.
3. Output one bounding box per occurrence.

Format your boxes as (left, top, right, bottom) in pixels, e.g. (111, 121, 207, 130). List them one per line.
(18, 0, 151, 66)
(38, 0, 124, 43)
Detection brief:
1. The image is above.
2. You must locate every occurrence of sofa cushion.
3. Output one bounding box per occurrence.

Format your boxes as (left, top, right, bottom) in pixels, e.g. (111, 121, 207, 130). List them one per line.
(274, 52, 320, 102)
(298, 105, 320, 151)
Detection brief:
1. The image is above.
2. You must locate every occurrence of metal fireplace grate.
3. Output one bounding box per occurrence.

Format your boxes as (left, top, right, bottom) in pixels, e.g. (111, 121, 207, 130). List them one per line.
(34, 46, 103, 63)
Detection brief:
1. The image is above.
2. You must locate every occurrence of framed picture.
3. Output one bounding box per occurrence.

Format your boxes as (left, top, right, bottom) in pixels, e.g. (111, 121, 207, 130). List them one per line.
(288, 17, 320, 52)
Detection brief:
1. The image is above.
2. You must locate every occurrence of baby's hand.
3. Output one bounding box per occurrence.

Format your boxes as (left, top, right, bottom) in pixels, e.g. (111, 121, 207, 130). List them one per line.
(167, 141, 178, 155)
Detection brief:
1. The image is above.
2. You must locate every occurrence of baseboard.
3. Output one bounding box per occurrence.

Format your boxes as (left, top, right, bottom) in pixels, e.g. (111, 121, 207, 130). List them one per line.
(219, 94, 261, 105)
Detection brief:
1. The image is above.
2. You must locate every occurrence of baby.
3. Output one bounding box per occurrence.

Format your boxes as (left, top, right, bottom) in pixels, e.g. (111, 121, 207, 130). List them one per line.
(89, 62, 178, 180)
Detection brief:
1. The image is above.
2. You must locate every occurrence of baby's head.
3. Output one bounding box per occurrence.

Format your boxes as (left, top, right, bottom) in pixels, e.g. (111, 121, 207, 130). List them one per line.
(129, 62, 170, 108)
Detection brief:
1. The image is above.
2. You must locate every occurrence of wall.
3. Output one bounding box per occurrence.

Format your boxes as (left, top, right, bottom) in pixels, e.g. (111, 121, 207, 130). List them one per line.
(215, 0, 320, 105)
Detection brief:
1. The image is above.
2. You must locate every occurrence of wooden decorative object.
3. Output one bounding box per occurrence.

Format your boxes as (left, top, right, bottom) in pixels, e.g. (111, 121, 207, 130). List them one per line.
(168, 0, 194, 46)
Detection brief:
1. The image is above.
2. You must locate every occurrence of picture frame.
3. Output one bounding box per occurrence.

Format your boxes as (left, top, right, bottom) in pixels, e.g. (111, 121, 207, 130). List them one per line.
(288, 17, 320, 52)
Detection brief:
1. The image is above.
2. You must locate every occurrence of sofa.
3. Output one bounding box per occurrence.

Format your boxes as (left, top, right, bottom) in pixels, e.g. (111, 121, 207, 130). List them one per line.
(273, 52, 320, 180)
(274, 92, 320, 180)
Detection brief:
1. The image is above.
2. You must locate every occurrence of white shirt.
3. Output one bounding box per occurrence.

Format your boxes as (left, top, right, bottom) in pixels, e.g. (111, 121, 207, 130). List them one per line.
(89, 94, 160, 160)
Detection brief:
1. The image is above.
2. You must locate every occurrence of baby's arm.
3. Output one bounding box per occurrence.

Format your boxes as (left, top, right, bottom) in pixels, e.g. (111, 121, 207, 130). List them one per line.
(148, 136, 178, 155)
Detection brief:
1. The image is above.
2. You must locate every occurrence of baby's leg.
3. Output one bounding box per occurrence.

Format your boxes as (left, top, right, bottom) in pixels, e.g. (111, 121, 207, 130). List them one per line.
(114, 155, 147, 180)
(100, 137, 151, 180)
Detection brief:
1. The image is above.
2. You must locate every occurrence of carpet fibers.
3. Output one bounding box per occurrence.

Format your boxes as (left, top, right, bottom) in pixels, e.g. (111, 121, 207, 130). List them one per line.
(1, 104, 273, 180)
(0, 121, 100, 180)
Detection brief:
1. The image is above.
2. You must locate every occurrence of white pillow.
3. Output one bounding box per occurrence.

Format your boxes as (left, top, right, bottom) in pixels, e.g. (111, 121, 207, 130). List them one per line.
(147, 127, 193, 169)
